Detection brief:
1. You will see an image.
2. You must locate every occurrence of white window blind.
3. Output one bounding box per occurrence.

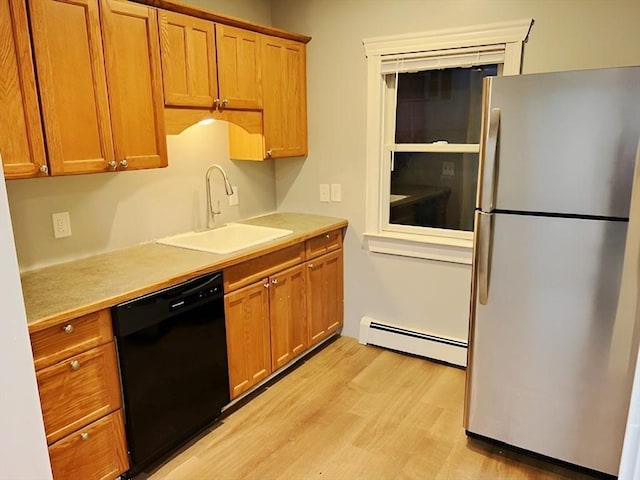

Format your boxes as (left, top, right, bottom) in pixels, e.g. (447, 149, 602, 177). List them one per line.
(380, 45, 506, 74)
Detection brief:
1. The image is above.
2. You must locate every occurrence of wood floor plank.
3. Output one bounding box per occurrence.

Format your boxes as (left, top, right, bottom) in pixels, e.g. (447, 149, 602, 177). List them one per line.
(148, 336, 602, 480)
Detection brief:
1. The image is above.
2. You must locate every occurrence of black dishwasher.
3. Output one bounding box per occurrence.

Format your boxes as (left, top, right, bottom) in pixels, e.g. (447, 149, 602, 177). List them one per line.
(112, 271, 229, 477)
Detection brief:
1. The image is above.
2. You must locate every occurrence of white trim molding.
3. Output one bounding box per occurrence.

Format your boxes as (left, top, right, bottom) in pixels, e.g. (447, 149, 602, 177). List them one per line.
(363, 19, 533, 264)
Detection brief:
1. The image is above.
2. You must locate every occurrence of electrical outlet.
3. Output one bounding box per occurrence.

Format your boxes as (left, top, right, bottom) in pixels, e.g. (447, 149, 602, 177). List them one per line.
(330, 184, 342, 202)
(319, 184, 330, 202)
(442, 161, 455, 177)
(52, 212, 72, 239)
(228, 186, 239, 206)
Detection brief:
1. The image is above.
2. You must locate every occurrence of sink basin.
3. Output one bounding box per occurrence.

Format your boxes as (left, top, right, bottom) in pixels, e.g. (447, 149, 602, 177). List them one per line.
(157, 223, 293, 254)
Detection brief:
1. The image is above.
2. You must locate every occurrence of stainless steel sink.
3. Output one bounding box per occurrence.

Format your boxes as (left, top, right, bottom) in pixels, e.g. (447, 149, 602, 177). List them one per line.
(157, 223, 293, 254)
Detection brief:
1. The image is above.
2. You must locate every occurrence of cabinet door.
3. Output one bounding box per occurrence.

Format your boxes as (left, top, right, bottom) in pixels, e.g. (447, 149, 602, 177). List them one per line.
(29, 0, 114, 175)
(306, 249, 344, 346)
(269, 265, 307, 370)
(159, 10, 217, 108)
(216, 24, 262, 110)
(225, 280, 272, 399)
(261, 35, 307, 158)
(0, 0, 46, 178)
(101, 0, 167, 171)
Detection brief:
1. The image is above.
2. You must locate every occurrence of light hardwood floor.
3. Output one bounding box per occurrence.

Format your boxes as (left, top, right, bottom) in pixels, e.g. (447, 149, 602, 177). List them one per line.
(148, 336, 600, 480)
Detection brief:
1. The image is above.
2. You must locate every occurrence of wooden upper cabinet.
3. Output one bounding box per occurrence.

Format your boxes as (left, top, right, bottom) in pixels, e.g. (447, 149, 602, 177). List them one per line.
(0, 0, 46, 179)
(101, 0, 167, 171)
(158, 10, 218, 108)
(216, 24, 262, 110)
(261, 35, 307, 158)
(28, 0, 115, 175)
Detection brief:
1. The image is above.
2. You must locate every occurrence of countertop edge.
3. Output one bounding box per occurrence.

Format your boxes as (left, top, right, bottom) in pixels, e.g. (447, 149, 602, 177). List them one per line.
(26, 216, 348, 333)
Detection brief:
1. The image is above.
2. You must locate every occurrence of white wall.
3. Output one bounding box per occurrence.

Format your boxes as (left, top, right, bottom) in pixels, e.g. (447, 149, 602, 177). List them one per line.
(180, 0, 271, 24)
(271, 0, 640, 340)
(0, 169, 51, 479)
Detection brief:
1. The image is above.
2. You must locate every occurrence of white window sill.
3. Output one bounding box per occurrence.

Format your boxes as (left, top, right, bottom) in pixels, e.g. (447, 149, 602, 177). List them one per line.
(363, 231, 473, 265)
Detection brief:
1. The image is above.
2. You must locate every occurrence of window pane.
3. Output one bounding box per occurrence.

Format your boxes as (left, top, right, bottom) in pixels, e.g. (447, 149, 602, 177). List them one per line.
(389, 152, 478, 231)
(394, 65, 497, 144)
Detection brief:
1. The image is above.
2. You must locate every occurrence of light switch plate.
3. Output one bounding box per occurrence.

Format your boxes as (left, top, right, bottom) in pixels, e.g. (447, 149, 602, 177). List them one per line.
(52, 212, 72, 239)
(330, 184, 342, 202)
(320, 184, 330, 202)
(229, 186, 239, 206)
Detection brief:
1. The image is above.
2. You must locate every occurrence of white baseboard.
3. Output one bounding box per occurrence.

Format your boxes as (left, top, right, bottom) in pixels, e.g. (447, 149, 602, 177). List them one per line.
(359, 316, 467, 367)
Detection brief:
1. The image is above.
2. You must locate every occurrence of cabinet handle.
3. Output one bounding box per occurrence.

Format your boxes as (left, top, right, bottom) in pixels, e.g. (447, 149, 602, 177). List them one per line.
(266, 149, 273, 158)
(308, 263, 314, 269)
(80, 432, 89, 441)
(39, 164, 48, 174)
(264, 282, 270, 288)
(221, 98, 229, 108)
(214, 98, 220, 108)
(70, 360, 80, 371)
(107, 160, 117, 170)
(325, 234, 330, 239)
(119, 160, 128, 169)
(62, 324, 74, 334)
(271, 278, 278, 285)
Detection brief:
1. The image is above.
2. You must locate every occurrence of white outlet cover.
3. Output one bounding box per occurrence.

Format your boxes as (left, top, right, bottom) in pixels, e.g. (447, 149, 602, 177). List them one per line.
(319, 184, 330, 202)
(229, 186, 239, 206)
(331, 184, 342, 202)
(52, 212, 72, 239)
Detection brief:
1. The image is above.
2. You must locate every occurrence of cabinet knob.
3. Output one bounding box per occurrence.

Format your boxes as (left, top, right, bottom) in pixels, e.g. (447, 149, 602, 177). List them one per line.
(325, 234, 330, 239)
(107, 160, 117, 170)
(266, 149, 273, 158)
(80, 432, 89, 441)
(70, 360, 80, 371)
(214, 98, 220, 108)
(308, 263, 314, 269)
(39, 164, 48, 174)
(221, 98, 229, 107)
(271, 278, 278, 285)
(119, 159, 128, 169)
(264, 282, 270, 289)
(62, 324, 74, 334)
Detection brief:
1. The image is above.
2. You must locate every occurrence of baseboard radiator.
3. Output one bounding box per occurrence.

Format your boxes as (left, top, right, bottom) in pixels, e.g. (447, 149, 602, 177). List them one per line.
(359, 316, 468, 367)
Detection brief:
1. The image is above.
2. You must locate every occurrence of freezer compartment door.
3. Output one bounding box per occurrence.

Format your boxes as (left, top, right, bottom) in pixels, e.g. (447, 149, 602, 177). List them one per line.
(466, 213, 632, 475)
(486, 67, 640, 217)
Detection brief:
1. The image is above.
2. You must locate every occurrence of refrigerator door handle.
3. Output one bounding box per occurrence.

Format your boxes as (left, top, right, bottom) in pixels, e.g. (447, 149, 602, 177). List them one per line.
(477, 211, 492, 305)
(480, 108, 501, 212)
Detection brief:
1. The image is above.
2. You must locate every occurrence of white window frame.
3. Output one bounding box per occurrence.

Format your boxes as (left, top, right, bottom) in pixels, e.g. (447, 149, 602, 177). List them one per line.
(363, 19, 533, 264)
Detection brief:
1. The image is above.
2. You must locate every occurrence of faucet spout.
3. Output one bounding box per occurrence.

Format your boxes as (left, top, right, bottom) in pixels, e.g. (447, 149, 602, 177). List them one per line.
(205, 164, 234, 229)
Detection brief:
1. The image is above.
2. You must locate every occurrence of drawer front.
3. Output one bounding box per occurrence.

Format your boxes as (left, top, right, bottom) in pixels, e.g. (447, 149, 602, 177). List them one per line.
(31, 310, 113, 370)
(37, 343, 122, 444)
(224, 243, 305, 293)
(305, 229, 342, 260)
(49, 410, 129, 480)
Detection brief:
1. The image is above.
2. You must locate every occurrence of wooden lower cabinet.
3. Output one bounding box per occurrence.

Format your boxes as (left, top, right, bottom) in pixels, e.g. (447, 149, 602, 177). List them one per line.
(269, 264, 307, 370)
(48, 411, 128, 480)
(307, 249, 344, 346)
(30, 310, 128, 480)
(225, 280, 272, 399)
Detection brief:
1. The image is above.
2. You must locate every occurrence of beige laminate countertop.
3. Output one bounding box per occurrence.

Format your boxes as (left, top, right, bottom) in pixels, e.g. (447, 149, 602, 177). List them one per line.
(22, 212, 347, 333)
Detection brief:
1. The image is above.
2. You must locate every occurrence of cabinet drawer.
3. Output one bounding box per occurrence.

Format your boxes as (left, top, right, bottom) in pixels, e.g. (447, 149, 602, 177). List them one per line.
(49, 410, 128, 480)
(31, 310, 113, 371)
(305, 229, 342, 260)
(37, 343, 122, 444)
(224, 243, 305, 293)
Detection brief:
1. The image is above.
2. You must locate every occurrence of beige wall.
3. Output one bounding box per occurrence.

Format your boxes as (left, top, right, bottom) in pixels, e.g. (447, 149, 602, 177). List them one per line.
(7, 0, 274, 271)
(270, 0, 640, 339)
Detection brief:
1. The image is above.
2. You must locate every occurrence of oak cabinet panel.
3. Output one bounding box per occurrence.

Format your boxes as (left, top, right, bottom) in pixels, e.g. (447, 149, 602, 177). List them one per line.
(225, 280, 272, 399)
(269, 264, 307, 370)
(28, 0, 114, 175)
(216, 24, 262, 110)
(307, 249, 344, 346)
(0, 0, 46, 178)
(101, 0, 167, 171)
(48, 410, 128, 480)
(159, 9, 218, 108)
(261, 35, 307, 158)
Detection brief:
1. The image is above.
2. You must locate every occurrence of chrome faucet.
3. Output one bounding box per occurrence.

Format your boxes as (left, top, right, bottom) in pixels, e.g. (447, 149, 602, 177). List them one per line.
(205, 164, 234, 228)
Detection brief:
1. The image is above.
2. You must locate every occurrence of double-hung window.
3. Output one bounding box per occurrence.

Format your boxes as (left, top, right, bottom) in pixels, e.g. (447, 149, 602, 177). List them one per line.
(364, 20, 533, 264)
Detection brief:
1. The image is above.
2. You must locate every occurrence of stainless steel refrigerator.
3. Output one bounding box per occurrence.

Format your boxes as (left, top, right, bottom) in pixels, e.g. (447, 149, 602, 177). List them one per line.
(465, 66, 640, 476)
